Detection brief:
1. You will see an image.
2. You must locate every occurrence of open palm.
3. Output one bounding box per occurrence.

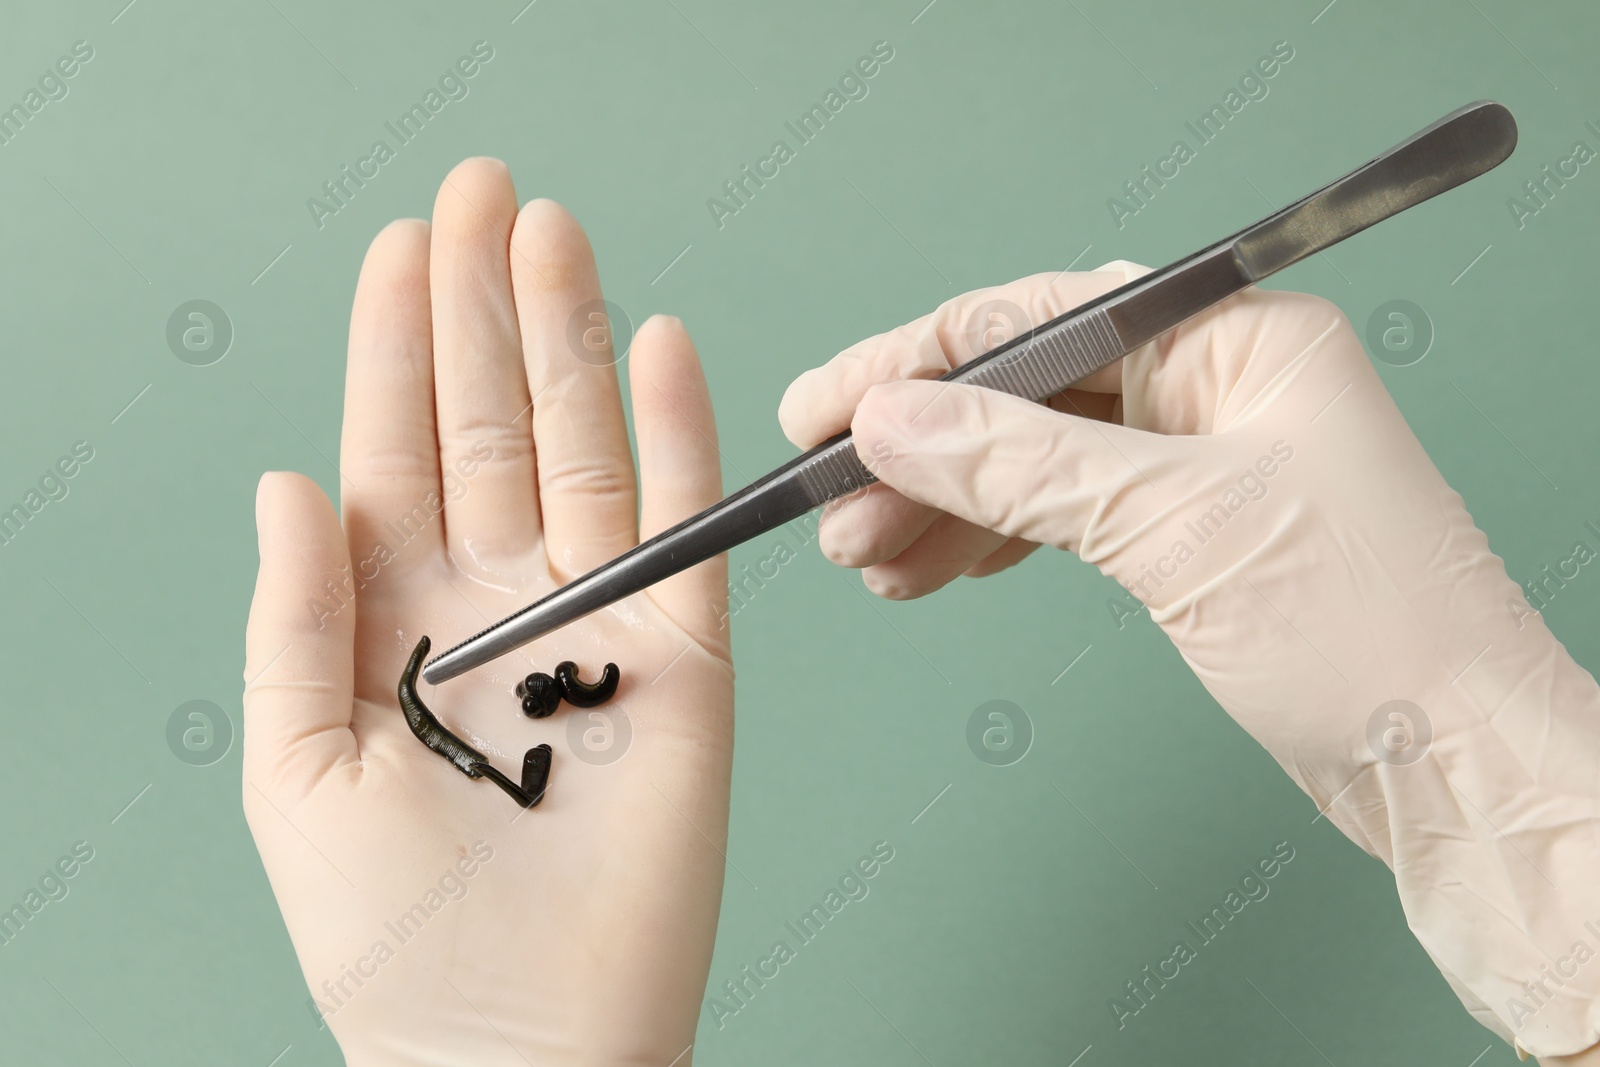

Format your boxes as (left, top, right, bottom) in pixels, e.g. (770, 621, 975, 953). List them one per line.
(242, 158, 732, 1067)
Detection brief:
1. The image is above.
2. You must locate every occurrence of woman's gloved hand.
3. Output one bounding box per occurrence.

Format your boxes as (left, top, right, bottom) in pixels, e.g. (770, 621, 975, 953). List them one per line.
(243, 159, 731, 1066)
(780, 262, 1600, 1062)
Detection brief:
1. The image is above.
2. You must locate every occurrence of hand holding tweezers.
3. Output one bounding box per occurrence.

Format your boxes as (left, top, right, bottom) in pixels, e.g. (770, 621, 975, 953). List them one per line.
(422, 100, 1517, 685)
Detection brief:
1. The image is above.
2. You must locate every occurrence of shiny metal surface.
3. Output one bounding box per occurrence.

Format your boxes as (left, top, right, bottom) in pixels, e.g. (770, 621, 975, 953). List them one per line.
(422, 101, 1516, 684)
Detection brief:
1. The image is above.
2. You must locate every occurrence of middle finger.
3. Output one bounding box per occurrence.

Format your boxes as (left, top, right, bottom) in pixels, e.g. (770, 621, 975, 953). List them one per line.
(430, 157, 541, 570)
(510, 199, 638, 583)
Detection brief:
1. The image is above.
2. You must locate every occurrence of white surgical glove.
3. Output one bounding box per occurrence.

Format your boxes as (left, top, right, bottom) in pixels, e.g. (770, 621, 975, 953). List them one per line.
(244, 159, 732, 1066)
(780, 262, 1600, 1061)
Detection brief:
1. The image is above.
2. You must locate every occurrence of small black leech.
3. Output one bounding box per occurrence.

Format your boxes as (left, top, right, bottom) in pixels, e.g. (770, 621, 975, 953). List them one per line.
(515, 672, 561, 719)
(398, 636, 551, 809)
(554, 660, 620, 708)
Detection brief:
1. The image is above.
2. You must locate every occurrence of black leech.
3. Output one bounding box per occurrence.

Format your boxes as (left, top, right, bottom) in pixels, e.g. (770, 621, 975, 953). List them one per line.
(554, 661, 620, 708)
(398, 636, 551, 808)
(516, 672, 561, 719)
(398, 636, 487, 778)
(471, 744, 552, 809)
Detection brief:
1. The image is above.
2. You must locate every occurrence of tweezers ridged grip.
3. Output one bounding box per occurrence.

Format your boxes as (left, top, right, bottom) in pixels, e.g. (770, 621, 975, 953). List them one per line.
(950, 306, 1123, 400)
(793, 306, 1124, 504)
(795, 440, 875, 501)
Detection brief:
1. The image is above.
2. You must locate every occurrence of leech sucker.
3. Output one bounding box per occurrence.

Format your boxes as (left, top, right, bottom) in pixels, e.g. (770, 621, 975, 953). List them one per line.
(554, 661, 620, 708)
(516, 672, 561, 719)
(470, 743, 552, 809)
(398, 636, 551, 808)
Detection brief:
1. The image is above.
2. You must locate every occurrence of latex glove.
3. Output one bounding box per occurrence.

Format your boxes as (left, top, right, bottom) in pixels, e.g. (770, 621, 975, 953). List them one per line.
(243, 158, 731, 1066)
(780, 263, 1600, 1062)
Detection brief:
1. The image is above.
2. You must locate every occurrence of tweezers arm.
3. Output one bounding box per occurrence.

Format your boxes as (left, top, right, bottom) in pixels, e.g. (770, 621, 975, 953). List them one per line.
(423, 101, 1518, 684)
(1104, 246, 1254, 352)
(422, 447, 848, 681)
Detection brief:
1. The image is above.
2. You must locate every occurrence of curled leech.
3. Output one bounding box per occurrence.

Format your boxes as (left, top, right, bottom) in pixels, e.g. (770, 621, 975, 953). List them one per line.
(516, 672, 561, 719)
(554, 661, 620, 708)
(398, 636, 552, 809)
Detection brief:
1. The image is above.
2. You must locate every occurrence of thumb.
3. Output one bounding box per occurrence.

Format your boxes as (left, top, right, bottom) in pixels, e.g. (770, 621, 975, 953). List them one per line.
(242, 471, 357, 799)
(851, 379, 1187, 567)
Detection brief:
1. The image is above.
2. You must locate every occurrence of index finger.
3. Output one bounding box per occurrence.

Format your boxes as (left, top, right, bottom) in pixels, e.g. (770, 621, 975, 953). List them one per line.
(777, 266, 1143, 450)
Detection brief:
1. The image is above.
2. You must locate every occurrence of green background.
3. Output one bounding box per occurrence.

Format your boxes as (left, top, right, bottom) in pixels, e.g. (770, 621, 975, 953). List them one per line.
(0, 0, 1594, 1063)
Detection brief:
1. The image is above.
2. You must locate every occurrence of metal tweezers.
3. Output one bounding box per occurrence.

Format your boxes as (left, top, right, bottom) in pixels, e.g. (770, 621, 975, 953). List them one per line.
(423, 100, 1517, 685)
